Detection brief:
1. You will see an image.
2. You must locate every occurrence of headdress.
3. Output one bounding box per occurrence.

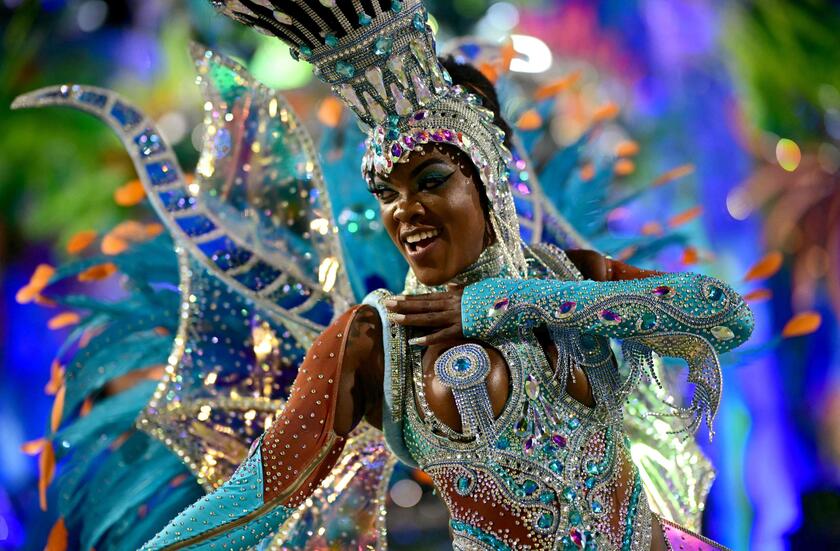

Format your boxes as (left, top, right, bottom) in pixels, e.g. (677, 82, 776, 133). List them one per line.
(208, 0, 528, 277)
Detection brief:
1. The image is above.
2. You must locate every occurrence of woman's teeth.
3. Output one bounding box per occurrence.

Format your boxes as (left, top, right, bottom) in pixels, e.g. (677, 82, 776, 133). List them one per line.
(405, 229, 439, 244)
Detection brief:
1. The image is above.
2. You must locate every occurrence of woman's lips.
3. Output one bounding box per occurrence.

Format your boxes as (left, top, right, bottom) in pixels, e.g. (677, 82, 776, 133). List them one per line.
(404, 231, 442, 262)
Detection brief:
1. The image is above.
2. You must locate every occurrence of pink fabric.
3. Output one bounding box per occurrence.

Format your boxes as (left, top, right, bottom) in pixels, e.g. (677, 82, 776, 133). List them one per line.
(662, 521, 728, 551)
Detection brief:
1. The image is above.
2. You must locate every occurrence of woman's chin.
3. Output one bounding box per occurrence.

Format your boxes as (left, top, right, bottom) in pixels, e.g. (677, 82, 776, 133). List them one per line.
(411, 266, 453, 287)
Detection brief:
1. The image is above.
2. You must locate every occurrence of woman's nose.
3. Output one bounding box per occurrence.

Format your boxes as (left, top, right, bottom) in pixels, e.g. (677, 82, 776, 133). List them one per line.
(393, 194, 424, 223)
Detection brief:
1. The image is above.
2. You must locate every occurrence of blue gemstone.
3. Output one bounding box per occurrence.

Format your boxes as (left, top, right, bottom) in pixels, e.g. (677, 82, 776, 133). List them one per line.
(561, 486, 576, 501)
(111, 101, 142, 128)
(358, 12, 372, 25)
(522, 480, 538, 495)
(708, 286, 724, 301)
(567, 418, 581, 430)
(146, 161, 178, 186)
(325, 34, 338, 47)
(639, 312, 658, 331)
(592, 500, 603, 513)
(496, 436, 509, 450)
(457, 476, 470, 494)
(385, 127, 400, 141)
(586, 461, 600, 475)
(336, 60, 355, 78)
(585, 476, 596, 489)
(412, 12, 426, 31)
(539, 491, 555, 504)
(454, 357, 471, 372)
(391, 0, 403, 13)
(299, 45, 312, 57)
(549, 460, 563, 474)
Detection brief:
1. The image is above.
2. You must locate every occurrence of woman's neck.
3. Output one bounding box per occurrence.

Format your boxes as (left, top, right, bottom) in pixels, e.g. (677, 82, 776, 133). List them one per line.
(404, 243, 507, 294)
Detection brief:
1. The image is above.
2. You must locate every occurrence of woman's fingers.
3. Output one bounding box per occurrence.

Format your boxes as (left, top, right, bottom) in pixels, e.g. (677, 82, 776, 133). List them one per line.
(390, 311, 457, 327)
(408, 325, 463, 346)
(385, 298, 455, 314)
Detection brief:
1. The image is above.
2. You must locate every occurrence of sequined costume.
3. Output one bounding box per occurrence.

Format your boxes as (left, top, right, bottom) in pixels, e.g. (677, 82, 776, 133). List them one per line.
(13, 1, 752, 550)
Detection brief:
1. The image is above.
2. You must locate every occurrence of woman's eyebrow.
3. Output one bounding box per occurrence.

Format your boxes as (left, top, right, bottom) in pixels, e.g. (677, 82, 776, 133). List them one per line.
(409, 158, 448, 178)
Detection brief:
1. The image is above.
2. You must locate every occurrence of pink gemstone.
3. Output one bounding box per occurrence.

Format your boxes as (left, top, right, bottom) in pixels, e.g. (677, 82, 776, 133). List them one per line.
(599, 309, 621, 324)
(493, 297, 510, 311)
(570, 528, 583, 546)
(524, 436, 534, 453)
(653, 285, 673, 297)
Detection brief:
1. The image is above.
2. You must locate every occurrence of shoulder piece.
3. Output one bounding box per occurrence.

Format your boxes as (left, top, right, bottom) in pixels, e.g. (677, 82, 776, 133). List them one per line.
(526, 243, 584, 281)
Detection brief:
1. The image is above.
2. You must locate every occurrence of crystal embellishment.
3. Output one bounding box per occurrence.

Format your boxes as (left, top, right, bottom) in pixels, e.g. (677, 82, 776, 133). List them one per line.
(386, 55, 409, 87)
(336, 60, 355, 78)
(556, 301, 576, 318)
(525, 376, 540, 400)
(711, 325, 735, 341)
(374, 36, 393, 56)
(390, 83, 413, 116)
(599, 309, 622, 325)
(365, 66, 387, 99)
(652, 285, 676, 299)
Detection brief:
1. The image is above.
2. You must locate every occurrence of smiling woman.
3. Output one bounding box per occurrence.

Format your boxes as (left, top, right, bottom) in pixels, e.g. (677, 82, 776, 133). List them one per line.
(14, 1, 753, 549)
(135, 2, 754, 549)
(371, 144, 488, 286)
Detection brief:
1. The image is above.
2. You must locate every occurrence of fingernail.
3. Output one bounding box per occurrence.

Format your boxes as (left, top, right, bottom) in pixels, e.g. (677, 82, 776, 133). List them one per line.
(389, 313, 405, 322)
(408, 337, 426, 346)
(384, 299, 397, 308)
(393, 295, 405, 301)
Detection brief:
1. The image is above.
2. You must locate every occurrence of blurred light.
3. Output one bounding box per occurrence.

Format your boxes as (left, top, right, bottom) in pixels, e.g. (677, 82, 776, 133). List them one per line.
(486, 2, 519, 31)
(427, 14, 439, 35)
(509, 35, 552, 74)
(77, 0, 107, 32)
(775, 138, 801, 172)
(390, 479, 422, 508)
(825, 108, 840, 141)
(157, 111, 189, 145)
(817, 84, 840, 109)
(318, 257, 339, 292)
(250, 37, 312, 90)
(818, 142, 840, 174)
(726, 187, 752, 220)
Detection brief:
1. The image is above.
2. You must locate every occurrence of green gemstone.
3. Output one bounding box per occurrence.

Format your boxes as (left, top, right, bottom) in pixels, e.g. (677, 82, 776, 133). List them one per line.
(586, 461, 600, 475)
(569, 510, 582, 525)
(539, 491, 555, 504)
(708, 286, 724, 301)
(562, 486, 576, 501)
(537, 512, 553, 529)
(567, 417, 581, 430)
(639, 311, 657, 331)
(549, 460, 564, 474)
(358, 12, 372, 25)
(412, 11, 426, 31)
(325, 34, 338, 47)
(496, 436, 510, 450)
(391, 0, 403, 13)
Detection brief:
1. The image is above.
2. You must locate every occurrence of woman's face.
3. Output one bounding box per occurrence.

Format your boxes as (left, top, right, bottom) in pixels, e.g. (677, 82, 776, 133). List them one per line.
(370, 145, 488, 286)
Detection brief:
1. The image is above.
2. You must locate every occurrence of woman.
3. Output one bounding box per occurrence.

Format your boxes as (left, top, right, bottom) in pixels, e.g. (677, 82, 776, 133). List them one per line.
(142, 1, 752, 549)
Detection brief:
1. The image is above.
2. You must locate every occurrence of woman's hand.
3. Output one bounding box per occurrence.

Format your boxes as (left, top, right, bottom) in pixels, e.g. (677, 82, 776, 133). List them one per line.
(384, 287, 463, 346)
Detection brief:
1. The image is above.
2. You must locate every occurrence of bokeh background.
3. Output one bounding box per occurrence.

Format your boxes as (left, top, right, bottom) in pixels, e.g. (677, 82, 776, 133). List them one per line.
(2, 0, 839, 549)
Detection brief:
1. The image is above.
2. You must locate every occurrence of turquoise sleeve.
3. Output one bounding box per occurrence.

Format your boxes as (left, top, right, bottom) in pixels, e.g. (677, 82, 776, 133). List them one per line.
(141, 440, 293, 550)
(461, 273, 754, 354)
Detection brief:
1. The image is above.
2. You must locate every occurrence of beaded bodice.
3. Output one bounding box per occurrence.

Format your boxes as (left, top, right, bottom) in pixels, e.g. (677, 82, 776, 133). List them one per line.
(368, 244, 654, 550)
(402, 319, 651, 551)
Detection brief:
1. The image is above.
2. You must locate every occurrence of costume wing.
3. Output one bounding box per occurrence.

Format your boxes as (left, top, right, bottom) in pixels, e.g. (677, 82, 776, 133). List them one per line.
(14, 46, 394, 548)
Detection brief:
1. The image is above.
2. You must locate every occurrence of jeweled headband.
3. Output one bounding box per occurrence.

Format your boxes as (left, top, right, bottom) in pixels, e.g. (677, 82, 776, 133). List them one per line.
(208, 0, 527, 276)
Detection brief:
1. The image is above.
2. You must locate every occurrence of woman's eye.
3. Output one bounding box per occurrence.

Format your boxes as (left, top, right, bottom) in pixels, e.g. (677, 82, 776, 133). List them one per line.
(372, 188, 397, 202)
(419, 172, 452, 191)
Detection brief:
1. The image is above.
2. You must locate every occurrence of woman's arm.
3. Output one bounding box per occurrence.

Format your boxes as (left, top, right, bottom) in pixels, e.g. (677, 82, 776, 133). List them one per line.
(142, 306, 383, 550)
(565, 248, 661, 281)
(460, 273, 754, 354)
